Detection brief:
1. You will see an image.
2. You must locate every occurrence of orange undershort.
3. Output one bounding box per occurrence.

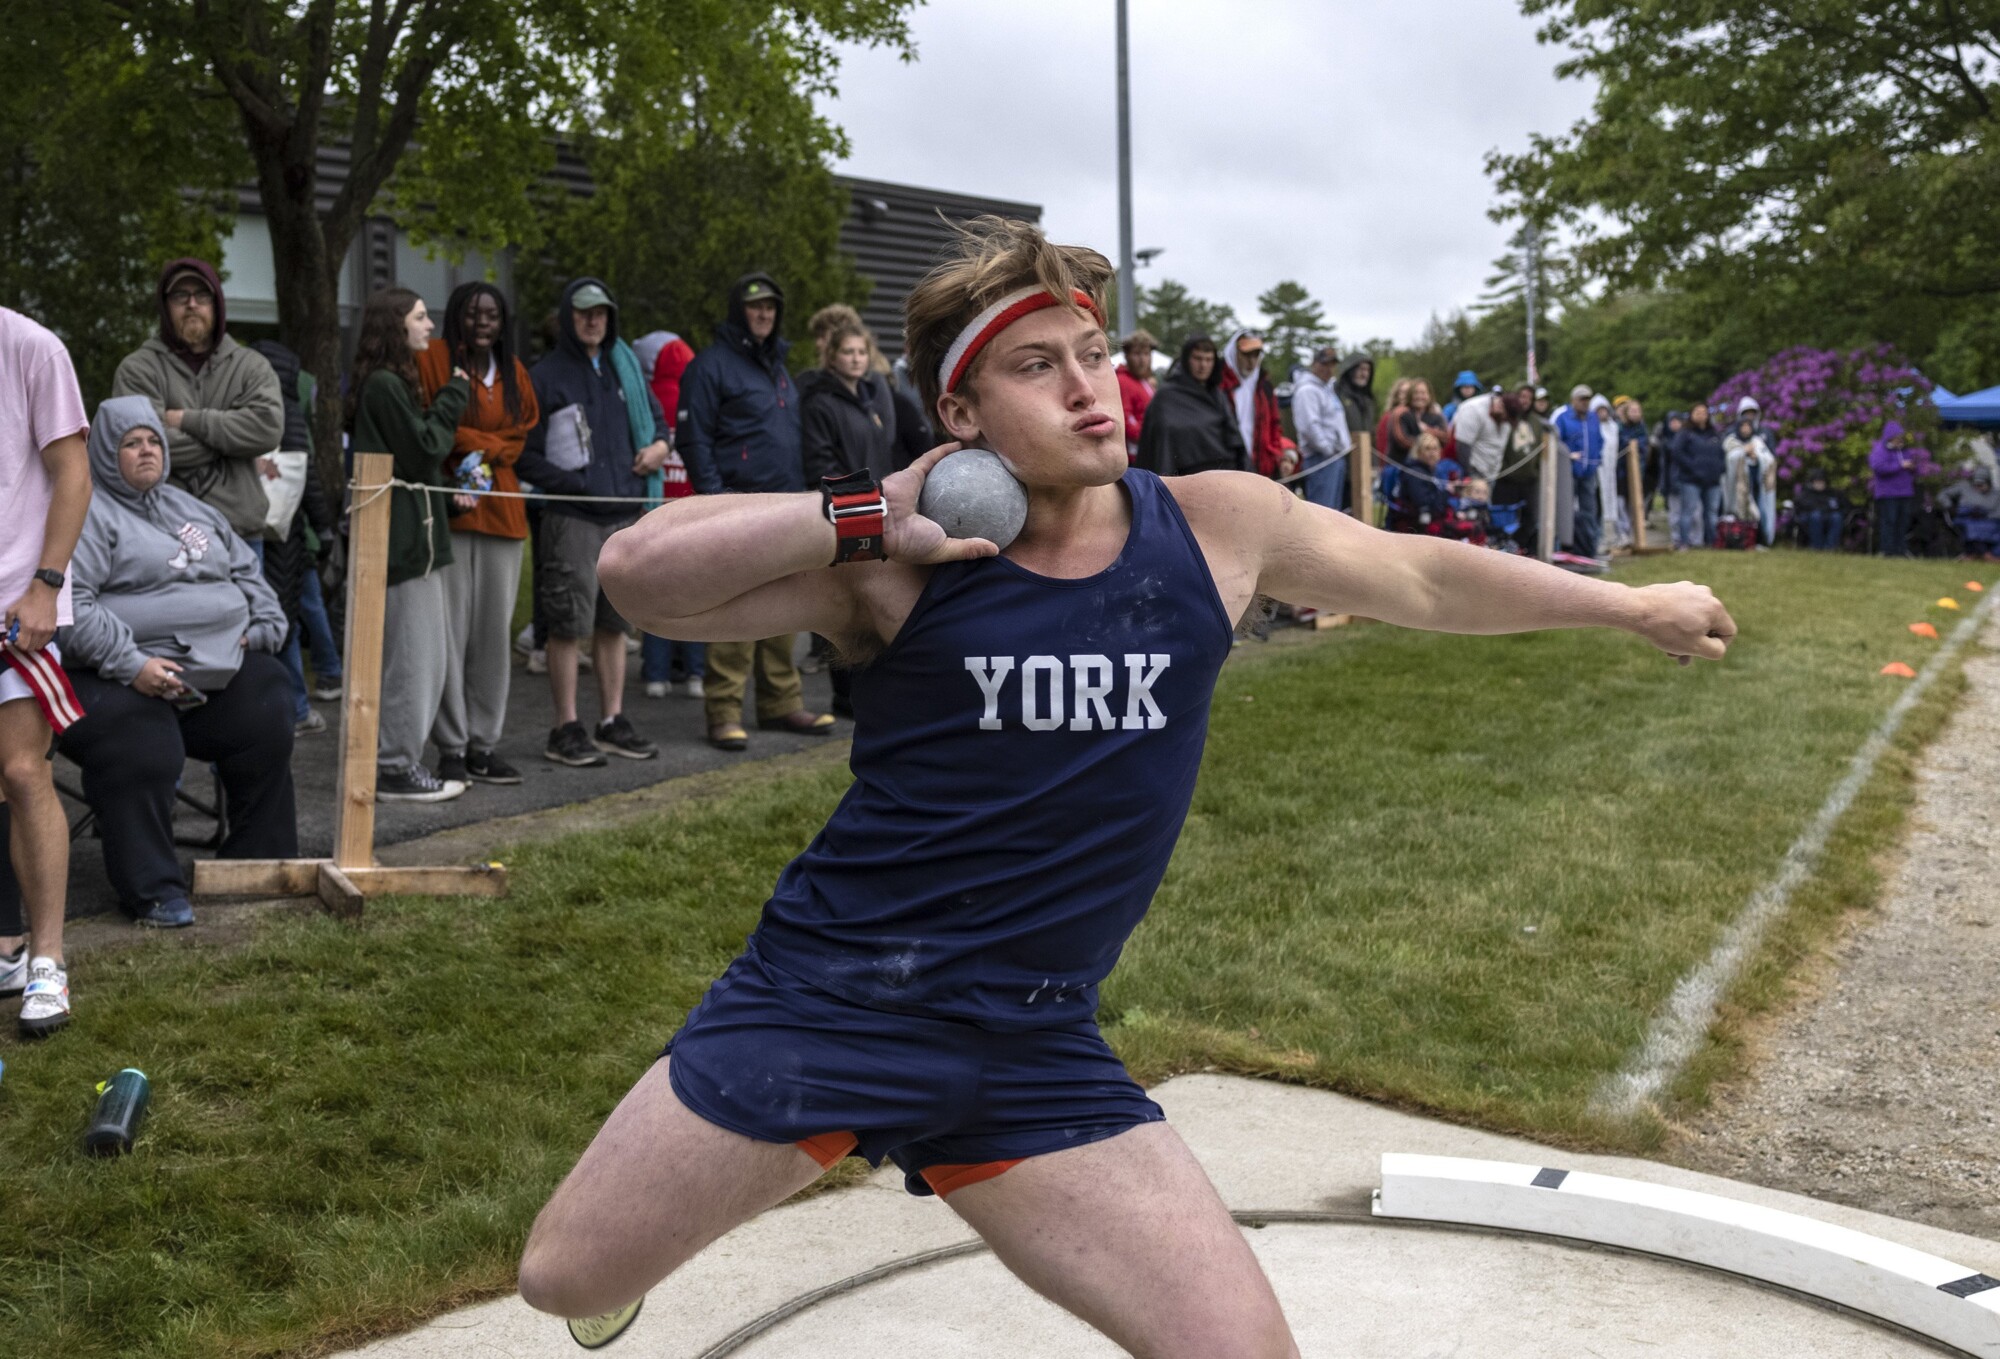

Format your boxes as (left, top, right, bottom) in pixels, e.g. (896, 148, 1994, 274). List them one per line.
(793, 1132, 1023, 1197)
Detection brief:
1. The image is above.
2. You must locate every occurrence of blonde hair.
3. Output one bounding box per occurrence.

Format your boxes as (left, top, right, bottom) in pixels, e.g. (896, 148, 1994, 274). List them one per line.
(1412, 430, 1443, 462)
(905, 214, 1114, 422)
(1386, 377, 1414, 411)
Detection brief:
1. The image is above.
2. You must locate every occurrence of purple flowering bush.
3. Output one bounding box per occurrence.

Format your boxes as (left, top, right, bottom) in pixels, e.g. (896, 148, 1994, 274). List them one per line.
(1708, 345, 1940, 497)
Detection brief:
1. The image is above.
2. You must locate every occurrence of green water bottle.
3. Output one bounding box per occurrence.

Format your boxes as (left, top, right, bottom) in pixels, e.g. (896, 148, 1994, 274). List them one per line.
(83, 1068, 149, 1156)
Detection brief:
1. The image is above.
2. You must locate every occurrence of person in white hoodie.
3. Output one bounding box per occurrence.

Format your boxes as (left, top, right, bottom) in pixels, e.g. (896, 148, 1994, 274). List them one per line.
(1591, 393, 1625, 549)
(1732, 396, 1780, 543)
(1289, 345, 1350, 510)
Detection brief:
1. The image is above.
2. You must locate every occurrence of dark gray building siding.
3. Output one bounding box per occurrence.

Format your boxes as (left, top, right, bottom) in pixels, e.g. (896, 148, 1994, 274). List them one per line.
(834, 175, 1040, 357)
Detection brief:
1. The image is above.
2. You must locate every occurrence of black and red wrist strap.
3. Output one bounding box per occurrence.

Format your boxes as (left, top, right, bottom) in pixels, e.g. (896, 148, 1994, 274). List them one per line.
(821, 470, 887, 565)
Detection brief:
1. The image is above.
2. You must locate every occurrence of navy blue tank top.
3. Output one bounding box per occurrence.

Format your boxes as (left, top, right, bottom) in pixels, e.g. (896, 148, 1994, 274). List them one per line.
(751, 469, 1235, 1031)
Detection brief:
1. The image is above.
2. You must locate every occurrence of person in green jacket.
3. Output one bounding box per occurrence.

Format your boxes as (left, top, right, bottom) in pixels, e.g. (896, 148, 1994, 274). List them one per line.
(346, 287, 471, 802)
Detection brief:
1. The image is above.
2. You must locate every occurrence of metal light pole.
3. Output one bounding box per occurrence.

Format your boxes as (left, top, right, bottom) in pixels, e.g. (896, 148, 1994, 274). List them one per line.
(1523, 221, 1540, 386)
(1116, 0, 1136, 339)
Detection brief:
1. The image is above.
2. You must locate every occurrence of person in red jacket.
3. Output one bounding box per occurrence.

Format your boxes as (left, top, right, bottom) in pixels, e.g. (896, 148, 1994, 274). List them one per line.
(1116, 329, 1156, 463)
(631, 331, 702, 699)
(1216, 330, 1296, 479)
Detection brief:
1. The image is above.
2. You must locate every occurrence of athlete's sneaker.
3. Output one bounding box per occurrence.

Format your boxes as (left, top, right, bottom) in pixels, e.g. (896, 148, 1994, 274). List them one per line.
(0, 943, 27, 997)
(546, 722, 607, 768)
(437, 752, 470, 786)
(18, 956, 70, 1038)
(643, 680, 670, 699)
(294, 708, 327, 736)
(567, 1298, 642, 1349)
(465, 748, 523, 785)
(526, 648, 548, 675)
(593, 714, 658, 760)
(377, 764, 467, 803)
(310, 678, 344, 702)
(514, 624, 536, 659)
(679, 675, 704, 700)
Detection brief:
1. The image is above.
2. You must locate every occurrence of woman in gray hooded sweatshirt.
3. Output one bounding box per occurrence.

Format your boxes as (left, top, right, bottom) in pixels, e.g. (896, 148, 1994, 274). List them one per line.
(53, 396, 297, 927)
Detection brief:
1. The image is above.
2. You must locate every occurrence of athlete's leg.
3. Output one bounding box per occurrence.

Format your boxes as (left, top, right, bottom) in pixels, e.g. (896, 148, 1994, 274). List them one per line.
(517, 1057, 826, 1318)
(942, 1121, 1297, 1359)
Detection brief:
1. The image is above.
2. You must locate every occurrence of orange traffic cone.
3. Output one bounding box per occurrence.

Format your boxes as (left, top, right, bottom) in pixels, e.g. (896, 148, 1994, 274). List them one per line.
(1909, 622, 1939, 639)
(1880, 662, 1918, 678)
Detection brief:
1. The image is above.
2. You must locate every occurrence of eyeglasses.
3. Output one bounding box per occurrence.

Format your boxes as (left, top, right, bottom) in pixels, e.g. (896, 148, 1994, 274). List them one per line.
(166, 289, 213, 307)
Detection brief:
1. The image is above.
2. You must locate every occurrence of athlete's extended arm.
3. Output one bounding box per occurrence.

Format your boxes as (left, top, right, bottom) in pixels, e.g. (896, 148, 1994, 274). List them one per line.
(599, 444, 996, 644)
(1237, 475, 1735, 664)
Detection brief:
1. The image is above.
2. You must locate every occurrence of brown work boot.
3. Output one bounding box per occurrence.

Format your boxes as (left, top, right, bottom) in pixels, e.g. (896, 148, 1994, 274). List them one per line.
(707, 721, 748, 751)
(757, 709, 836, 736)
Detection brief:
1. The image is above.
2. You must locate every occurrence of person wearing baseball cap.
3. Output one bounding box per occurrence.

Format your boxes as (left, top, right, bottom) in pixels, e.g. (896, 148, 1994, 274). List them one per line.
(1553, 383, 1605, 555)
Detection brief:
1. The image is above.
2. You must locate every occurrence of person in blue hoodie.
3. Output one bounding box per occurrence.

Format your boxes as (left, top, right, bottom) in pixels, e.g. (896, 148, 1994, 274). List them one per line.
(1552, 383, 1604, 556)
(676, 272, 834, 751)
(1441, 369, 1482, 423)
(518, 278, 668, 768)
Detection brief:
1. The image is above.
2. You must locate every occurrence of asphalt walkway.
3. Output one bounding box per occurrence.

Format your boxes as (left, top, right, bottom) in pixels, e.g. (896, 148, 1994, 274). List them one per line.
(54, 640, 843, 918)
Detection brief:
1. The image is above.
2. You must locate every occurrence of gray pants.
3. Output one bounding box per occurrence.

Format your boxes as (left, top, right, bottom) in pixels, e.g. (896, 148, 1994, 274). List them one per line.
(433, 531, 524, 756)
(378, 571, 449, 774)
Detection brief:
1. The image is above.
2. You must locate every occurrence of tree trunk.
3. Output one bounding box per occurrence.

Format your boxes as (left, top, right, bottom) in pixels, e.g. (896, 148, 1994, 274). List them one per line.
(243, 117, 354, 514)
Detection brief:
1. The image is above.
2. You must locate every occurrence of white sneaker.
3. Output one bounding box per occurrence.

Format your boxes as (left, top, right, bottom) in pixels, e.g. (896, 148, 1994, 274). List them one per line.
(19, 956, 70, 1038)
(624, 634, 641, 654)
(0, 944, 26, 997)
(514, 624, 535, 658)
(527, 648, 548, 675)
(644, 681, 670, 699)
(681, 676, 705, 700)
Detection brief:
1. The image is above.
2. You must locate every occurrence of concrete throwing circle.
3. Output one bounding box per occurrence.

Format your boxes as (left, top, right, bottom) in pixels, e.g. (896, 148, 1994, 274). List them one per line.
(726, 1222, 1945, 1357)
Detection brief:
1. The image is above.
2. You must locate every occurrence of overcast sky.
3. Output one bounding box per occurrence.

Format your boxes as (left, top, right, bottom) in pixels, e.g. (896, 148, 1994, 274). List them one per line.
(819, 0, 1597, 348)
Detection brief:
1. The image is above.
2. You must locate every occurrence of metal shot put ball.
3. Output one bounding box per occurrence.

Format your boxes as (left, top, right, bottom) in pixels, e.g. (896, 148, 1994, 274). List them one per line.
(917, 448, 1029, 550)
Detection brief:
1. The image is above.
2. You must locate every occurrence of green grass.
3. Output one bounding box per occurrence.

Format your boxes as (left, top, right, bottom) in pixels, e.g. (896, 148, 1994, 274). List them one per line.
(0, 551, 1988, 1358)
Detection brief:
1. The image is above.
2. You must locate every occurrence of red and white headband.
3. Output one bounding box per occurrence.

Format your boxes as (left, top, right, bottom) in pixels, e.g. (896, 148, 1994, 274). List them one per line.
(937, 286, 1106, 395)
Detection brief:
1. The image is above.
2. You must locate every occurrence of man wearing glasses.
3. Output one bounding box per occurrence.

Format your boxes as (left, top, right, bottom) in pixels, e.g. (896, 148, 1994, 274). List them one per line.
(1216, 330, 1296, 481)
(113, 258, 284, 551)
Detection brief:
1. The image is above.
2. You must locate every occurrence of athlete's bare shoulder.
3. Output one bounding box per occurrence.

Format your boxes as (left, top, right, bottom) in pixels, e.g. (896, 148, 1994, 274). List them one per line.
(1156, 470, 1288, 627)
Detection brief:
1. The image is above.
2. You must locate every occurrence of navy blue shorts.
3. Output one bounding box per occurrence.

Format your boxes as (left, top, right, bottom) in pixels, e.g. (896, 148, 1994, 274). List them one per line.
(663, 947, 1164, 1197)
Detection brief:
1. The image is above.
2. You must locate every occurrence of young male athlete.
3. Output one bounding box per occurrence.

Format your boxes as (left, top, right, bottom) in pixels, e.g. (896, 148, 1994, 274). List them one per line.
(520, 219, 1736, 1356)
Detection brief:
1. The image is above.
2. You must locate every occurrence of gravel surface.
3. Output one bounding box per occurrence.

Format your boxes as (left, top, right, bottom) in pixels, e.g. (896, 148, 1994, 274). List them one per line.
(1677, 615, 2000, 1244)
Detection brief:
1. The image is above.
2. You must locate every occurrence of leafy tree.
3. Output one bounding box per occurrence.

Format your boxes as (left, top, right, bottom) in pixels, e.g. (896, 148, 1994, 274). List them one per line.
(66, 0, 915, 491)
(0, 7, 240, 397)
(1255, 280, 1334, 380)
(1491, 1, 2000, 385)
(1137, 279, 1238, 355)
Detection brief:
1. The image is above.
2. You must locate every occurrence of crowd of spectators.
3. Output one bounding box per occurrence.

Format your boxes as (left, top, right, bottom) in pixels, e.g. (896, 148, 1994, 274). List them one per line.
(1120, 339, 1995, 566)
(4, 269, 1997, 1035)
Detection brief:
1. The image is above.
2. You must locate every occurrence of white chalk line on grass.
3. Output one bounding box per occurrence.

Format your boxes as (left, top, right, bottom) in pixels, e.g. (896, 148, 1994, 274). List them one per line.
(1594, 586, 1999, 1118)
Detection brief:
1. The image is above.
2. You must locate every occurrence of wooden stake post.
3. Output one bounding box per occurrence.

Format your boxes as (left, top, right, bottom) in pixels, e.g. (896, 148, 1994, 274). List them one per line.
(1623, 440, 1666, 555)
(1349, 431, 1375, 526)
(1537, 432, 1558, 562)
(192, 451, 507, 915)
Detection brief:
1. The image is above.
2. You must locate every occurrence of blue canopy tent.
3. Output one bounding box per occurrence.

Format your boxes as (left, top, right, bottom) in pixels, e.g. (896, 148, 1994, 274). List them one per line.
(1931, 384, 2000, 427)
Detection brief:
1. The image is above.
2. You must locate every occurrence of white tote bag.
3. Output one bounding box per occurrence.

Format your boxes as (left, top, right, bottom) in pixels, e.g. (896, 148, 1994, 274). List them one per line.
(260, 451, 310, 539)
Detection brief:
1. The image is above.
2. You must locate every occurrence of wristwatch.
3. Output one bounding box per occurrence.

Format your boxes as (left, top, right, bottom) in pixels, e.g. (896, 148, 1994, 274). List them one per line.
(821, 470, 888, 565)
(32, 568, 63, 590)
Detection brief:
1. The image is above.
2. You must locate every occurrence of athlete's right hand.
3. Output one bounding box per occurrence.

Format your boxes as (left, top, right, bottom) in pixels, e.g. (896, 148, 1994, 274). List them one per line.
(880, 443, 1003, 565)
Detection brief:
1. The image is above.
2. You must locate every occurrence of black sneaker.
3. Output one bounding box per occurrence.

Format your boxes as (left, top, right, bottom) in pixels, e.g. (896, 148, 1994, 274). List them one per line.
(546, 722, 607, 767)
(593, 713, 658, 760)
(377, 764, 467, 802)
(465, 748, 523, 784)
(438, 752, 470, 785)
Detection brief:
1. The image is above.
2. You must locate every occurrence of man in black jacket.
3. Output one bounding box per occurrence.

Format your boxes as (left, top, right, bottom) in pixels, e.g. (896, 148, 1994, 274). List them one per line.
(677, 273, 833, 751)
(517, 278, 668, 767)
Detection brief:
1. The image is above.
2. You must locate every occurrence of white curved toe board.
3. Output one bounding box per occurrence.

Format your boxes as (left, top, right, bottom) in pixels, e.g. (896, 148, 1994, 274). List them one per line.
(1374, 1153, 2000, 1358)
